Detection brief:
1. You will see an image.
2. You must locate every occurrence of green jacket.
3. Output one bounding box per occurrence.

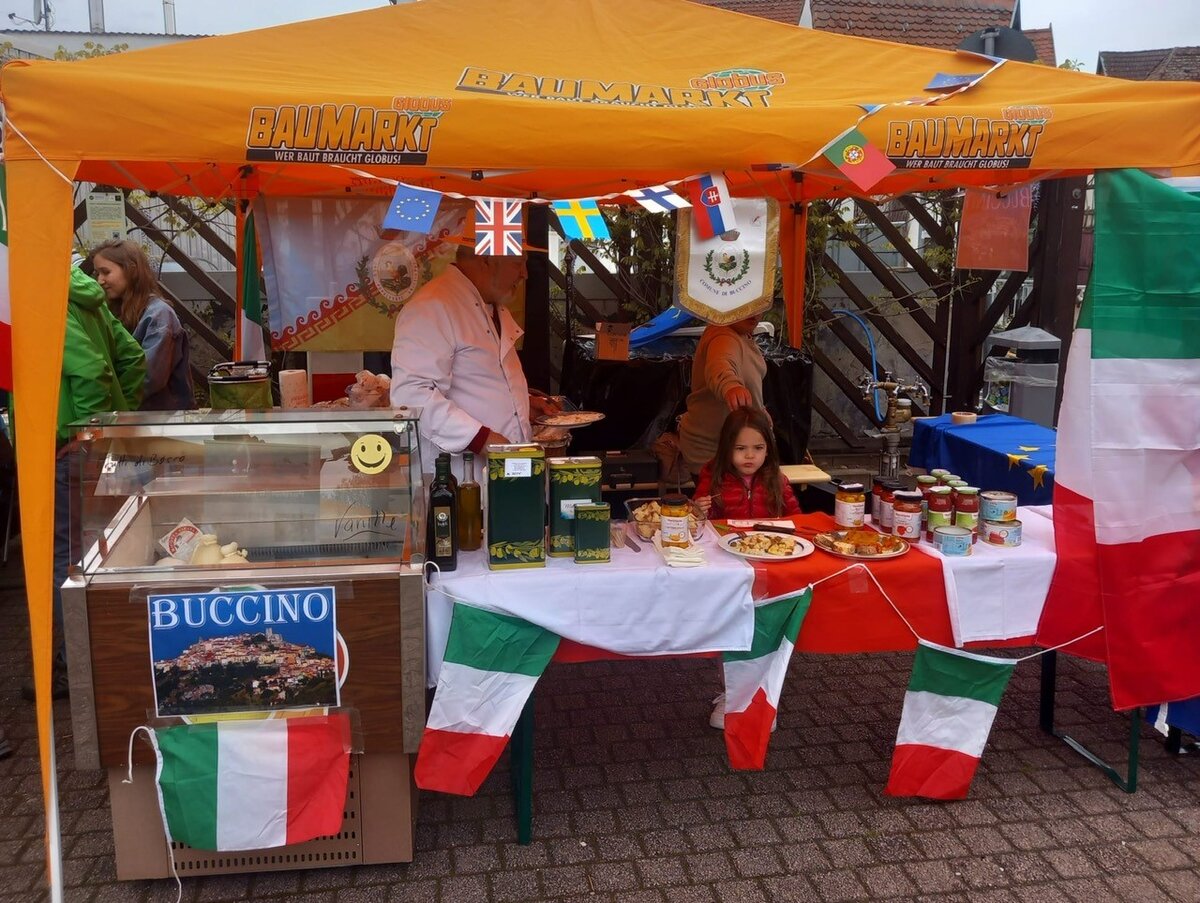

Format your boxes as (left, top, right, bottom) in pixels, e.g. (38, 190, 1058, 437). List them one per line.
(58, 268, 146, 442)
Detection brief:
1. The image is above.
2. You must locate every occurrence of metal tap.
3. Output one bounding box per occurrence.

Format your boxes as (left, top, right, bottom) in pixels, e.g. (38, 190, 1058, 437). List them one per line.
(858, 371, 929, 428)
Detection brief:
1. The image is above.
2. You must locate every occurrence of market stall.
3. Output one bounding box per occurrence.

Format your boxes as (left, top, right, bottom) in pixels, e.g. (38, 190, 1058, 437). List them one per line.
(4, 0, 1200, 894)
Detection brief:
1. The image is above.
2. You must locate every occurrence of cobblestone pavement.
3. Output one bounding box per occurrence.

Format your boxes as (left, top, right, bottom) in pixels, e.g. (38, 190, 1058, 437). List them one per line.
(4, 554, 1200, 903)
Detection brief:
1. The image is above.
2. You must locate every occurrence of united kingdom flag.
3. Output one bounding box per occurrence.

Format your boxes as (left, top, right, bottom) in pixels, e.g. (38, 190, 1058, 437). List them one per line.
(474, 199, 524, 256)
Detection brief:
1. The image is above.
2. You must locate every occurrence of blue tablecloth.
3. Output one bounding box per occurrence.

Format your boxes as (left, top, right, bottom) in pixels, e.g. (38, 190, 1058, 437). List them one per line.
(908, 414, 1056, 506)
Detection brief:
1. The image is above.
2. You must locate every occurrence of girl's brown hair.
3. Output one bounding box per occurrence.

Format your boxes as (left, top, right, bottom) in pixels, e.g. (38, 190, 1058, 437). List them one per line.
(90, 239, 161, 331)
(709, 407, 785, 516)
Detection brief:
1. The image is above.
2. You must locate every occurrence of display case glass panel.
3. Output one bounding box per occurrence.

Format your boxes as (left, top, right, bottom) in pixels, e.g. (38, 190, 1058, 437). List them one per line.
(68, 409, 425, 574)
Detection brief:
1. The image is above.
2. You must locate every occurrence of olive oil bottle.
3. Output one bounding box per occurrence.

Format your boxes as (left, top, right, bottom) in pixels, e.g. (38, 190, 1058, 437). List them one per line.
(457, 452, 483, 552)
(426, 452, 458, 571)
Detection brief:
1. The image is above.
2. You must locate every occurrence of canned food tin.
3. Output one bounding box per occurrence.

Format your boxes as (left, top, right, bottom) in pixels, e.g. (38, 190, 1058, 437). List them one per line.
(980, 491, 1018, 522)
(933, 525, 973, 556)
(983, 519, 1023, 547)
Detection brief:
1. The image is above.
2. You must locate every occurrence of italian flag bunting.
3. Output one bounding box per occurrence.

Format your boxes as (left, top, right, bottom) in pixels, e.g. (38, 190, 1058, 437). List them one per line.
(885, 641, 1014, 800)
(237, 206, 268, 361)
(722, 589, 812, 770)
(148, 714, 351, 851)
(1036, 169, 1200, 709)
(416, 604, 559, 796)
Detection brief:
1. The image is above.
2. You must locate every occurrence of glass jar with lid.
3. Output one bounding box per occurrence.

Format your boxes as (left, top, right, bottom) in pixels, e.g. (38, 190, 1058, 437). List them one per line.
(892, 491, 924, 541)
(925, 486, 954, 542)
(835, 482, 866, 529)
(660, 494, 692, 548)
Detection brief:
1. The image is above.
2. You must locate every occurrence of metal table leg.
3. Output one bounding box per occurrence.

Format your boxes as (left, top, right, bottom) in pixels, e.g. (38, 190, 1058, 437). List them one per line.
(510, 695, 535, 844)
(1039, 649, 1141, 793)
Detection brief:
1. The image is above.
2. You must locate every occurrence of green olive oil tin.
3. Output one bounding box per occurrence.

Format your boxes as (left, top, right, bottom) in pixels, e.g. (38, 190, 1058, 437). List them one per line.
(486, 444, 546, 570)
(548, 456, 603, 557)
(572, 502, 611, 564)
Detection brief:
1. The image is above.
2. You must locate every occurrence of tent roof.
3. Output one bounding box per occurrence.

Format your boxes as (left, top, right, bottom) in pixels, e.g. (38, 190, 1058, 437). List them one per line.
(4, 0, 1199, 202)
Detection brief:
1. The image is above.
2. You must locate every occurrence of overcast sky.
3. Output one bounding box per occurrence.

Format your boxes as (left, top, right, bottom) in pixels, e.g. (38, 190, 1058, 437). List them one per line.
(3, 0, 1198, 72)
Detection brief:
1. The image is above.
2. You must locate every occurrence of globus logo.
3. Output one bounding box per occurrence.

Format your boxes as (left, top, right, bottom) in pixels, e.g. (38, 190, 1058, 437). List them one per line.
(689, 68, 786, 91)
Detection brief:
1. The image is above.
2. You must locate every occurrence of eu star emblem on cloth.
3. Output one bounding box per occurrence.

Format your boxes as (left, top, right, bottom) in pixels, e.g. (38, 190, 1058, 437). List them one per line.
(474, 199, 524, 256)
(626, 185, 691, 214)
(822, 126, 895, 192)
(1006, 453, 1030, 469)
(552, 199, 610, 240)
(383, 184, 441, 233)
(1028, 464, 1049, 489)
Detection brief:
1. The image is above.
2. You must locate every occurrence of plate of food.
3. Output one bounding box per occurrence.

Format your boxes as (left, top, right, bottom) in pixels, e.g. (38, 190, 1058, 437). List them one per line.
(813, 528, 910, 560)
(718, 531, 814, 562)
(535, 411, 605, 429)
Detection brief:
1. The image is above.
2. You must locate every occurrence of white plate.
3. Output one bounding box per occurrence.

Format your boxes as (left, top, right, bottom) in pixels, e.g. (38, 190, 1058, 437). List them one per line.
(718, 531, 814, 562)
(813, 533, 910, 560)
(535, 411, 605, 428)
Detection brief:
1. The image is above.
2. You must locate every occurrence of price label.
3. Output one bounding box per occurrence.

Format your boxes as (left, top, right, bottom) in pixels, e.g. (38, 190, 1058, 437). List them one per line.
(504, 458, 532, 478)
(101, 453, 118, 475)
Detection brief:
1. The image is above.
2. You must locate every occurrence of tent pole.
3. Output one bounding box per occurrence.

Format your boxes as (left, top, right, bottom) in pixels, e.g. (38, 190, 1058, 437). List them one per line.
(782, 196, 807, 350)
(6, 149, 78, 903)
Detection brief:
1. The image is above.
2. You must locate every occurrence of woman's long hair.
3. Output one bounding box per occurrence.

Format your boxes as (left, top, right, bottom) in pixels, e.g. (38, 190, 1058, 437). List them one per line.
(709, 407, 785, 516)
(90, 239, 161, 331)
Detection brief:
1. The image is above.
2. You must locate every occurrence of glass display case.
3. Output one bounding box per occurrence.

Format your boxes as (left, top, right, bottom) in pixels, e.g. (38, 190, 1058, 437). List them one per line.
(69, 408, 426, 575)
(60, 410, 428, 878)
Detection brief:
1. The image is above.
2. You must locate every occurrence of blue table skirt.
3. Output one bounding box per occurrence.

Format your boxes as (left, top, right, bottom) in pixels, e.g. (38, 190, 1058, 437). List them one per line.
(908, 414, 1056, 506)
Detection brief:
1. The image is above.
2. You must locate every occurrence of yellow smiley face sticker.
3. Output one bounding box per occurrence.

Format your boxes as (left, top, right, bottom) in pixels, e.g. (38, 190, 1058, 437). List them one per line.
(350, 434, 393, 474)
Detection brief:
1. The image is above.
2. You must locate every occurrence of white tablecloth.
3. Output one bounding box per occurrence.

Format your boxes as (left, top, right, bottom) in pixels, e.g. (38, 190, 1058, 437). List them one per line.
(916, 505, 1057, 646)
(426, 527, 756, 685)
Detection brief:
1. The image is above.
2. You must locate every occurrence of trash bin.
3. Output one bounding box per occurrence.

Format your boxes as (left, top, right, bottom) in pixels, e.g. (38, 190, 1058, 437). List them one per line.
(981, 326, 1060, 428)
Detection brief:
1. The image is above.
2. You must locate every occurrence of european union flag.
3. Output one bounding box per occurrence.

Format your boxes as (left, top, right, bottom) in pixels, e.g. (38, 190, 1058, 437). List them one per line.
(383, 184, 441, 233)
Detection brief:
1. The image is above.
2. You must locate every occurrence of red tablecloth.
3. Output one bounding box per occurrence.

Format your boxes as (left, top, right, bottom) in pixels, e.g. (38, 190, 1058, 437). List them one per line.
(554, 513, 1030, 663)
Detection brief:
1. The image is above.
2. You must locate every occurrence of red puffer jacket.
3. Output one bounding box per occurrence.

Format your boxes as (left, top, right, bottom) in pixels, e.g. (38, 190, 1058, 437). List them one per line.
(693, 462, 800, 520)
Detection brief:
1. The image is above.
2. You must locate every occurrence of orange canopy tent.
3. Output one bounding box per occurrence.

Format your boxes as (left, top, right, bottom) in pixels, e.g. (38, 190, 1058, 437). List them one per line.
(3, 0, 1200, 894)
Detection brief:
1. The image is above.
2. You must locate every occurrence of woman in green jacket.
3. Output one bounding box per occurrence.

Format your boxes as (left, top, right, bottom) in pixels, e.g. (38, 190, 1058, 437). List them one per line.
(25, 268, 145, 702)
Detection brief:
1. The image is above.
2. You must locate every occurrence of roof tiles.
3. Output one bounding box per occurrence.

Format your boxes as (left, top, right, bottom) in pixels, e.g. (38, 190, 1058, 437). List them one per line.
(1098, 46, 1200, 81)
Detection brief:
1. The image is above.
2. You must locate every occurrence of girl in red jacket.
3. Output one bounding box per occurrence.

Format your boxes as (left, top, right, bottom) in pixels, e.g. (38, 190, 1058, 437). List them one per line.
(693, 407, 799, 520)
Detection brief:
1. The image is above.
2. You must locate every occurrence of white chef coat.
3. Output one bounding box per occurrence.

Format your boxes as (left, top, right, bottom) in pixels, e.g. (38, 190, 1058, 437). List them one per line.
(390, 265, 531, 472)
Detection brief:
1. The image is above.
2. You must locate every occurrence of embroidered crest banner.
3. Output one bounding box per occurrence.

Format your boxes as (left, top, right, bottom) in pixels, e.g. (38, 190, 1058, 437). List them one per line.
(675, 197, 778, 325)
(255, 196, 469, 351)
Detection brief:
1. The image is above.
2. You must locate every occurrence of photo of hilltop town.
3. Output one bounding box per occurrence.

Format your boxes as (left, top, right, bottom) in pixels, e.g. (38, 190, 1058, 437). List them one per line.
(152, 626, 338, 716)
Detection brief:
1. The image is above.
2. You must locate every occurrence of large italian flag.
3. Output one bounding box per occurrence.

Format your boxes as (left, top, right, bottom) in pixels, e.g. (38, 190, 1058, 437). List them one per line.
(722, 589, 811, 769)
(148, 714, 351, 851)
(416, 604, 559, 796)
(1036, 169, 1200, 710)
(885, 641, 1015, 800)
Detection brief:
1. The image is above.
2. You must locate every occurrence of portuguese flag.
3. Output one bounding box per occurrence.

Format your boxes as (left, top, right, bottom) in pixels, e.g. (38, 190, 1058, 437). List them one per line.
(149, 714, 351, 851)
(885, 641, 1014, 800)
(722, 589, 811, 770)
(1036, 169, 1200, 709)
(822, 126, 895, 192)
(416, 604, 559, 796)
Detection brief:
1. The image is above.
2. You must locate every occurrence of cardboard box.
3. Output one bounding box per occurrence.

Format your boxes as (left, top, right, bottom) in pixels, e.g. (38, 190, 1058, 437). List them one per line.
(487, 444, 546, 570)
(548, 456, 603, 557)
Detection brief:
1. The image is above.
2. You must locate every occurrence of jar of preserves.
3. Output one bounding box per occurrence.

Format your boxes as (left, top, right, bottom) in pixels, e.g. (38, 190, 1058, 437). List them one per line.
(870, 476, 886, 524)
(953, 486, 980, 543)
(660, 494, 692, 548)
(835, 482, 866, 529)
(926, 486, 954, 542)
(892, 491, 924, 541)
(878, 481, 899, 534)
(929, 469, 950, 481)
(939, 472, 961, 485)
(916, 475, 938, 530)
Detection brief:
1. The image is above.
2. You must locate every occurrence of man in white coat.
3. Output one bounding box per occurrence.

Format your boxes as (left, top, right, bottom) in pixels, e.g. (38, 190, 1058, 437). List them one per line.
(390, 245, 555, 470)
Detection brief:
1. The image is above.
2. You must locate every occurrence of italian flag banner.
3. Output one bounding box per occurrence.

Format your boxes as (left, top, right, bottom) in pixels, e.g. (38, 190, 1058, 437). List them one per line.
(416, 603, 559, 796)
(147, 713, 351, 851)
(722, 589, 812, 770)
(1035, 169, 1200, 709)
(237, 207, 267, 362)
(885, 641, 1015, 800)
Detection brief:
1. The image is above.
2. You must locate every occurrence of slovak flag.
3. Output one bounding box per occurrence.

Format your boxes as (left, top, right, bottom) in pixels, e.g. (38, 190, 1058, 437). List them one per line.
(474, 199, 524, 256)
(687, 172, 737, 240)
